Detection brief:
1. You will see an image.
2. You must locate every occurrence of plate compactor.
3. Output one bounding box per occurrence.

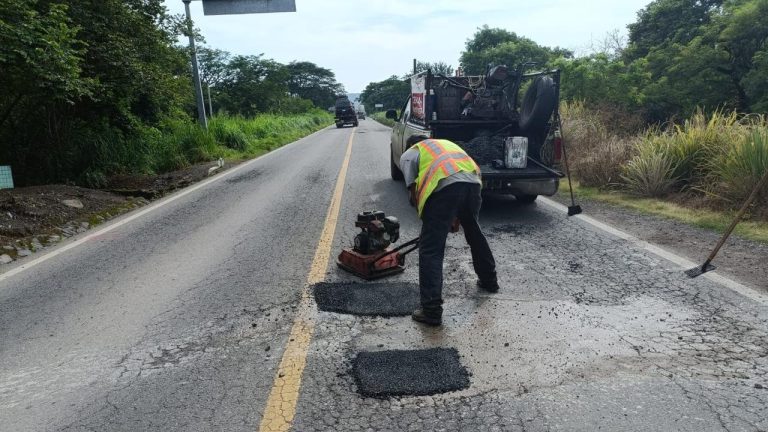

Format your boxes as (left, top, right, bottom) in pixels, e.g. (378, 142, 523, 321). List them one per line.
(337, 211, 419, 280)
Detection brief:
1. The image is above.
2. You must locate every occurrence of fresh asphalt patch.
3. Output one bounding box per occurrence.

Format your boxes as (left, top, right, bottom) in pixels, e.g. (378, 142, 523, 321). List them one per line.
(313, 282, 419, 317)
(352, 348, 470, 398)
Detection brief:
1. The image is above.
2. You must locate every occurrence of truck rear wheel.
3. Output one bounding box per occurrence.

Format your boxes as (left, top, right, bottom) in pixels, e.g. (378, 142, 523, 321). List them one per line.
(515, 194, 538, 204)
(336, 122, 343, 128)
(390, 150, 404, 181)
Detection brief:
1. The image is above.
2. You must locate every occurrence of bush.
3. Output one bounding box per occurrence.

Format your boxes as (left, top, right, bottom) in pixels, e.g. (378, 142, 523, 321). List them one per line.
(561, 101, 635, 187)
(621, 146, 679, 197)
(709, 127, 768, 206)
(371, 111, 396, 127)
(637, 110, 741, 188)
(209, 118, 250, 151)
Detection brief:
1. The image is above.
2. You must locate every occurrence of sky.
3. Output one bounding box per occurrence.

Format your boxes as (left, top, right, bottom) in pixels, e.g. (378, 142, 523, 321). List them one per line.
(164, 0, 652, 93)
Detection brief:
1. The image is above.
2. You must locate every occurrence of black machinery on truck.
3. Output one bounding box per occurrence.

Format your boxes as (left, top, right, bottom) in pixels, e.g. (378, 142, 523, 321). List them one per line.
(335, 95, 359, 128)
(387, 64, 565, 204)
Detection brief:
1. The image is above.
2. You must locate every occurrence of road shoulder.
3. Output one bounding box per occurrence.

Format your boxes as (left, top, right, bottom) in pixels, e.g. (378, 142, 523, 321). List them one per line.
(550, 191, 768, 292)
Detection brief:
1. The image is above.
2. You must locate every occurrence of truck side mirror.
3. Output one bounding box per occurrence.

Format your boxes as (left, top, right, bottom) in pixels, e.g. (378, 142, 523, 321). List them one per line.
(385, 109, 397, 120)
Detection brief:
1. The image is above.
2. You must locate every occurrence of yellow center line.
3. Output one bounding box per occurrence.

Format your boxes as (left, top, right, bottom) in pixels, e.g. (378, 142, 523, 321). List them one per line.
(258, 128, 356, 432)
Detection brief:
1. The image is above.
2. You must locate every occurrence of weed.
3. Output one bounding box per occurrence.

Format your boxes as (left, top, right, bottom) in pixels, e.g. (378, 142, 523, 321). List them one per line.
(621, 151, 679, 197)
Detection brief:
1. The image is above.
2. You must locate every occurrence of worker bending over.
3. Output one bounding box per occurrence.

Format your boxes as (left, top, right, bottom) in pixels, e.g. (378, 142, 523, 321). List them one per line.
(400, 134, 499, 326)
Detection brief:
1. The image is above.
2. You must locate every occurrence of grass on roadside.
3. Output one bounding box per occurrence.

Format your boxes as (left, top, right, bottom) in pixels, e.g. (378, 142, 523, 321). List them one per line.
(569, 181, 768, 244)
(84, 110, 332, 186)
(371, 111, 396, 127)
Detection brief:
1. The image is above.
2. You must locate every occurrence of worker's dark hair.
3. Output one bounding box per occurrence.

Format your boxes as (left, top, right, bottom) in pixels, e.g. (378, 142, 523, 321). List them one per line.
(406, 134, 430, 146)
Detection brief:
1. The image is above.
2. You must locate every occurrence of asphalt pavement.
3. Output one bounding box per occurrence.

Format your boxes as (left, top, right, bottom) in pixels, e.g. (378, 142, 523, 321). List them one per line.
(1, 119, 767, 431)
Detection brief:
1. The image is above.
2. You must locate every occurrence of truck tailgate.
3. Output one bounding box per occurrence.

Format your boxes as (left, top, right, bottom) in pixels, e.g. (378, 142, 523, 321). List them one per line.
(479, 164, 563, 179)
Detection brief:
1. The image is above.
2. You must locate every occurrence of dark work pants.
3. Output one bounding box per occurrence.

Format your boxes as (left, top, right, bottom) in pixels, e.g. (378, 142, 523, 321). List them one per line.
(419, 182, 497, 316)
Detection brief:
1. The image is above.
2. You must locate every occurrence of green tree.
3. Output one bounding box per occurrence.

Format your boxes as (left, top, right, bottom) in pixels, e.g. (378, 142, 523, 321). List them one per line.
(359, 76, 410, 113)
(216, 55, 294, 116)
(414, 61, 454, 76)
(460, 26, 572, 75)
(285, 61, 344, 109)
(0, 0, 190, 184)
(717, 0, 768, 111)
(0, 1, 91, 128)
(625, 0, 724, 60)
(197, 47, 232, 87)
(554, 54, 650, 111)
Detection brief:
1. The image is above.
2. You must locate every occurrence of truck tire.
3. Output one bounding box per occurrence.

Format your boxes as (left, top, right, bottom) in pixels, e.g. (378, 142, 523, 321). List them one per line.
(520, 76, 556, 132)
(336, 122, 343, 128)
(515, 194, 538, 204)
(391, 150, 404, 181)
(354, 121, 359, 127)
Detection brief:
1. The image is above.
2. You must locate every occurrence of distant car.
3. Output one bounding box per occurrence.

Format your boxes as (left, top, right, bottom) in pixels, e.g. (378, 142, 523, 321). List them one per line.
(388, 65, 564, 204)
(357, 111, 366, 120)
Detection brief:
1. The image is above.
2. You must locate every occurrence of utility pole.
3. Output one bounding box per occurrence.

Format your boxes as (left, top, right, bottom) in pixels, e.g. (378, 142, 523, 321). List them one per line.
(413, 58, 417, 75)
(183, 0, 208, 129)
(207, 84, 213, 118)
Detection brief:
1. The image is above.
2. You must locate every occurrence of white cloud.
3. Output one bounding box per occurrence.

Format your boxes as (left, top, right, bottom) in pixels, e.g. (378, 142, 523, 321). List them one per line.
(165, 0, 650, 92)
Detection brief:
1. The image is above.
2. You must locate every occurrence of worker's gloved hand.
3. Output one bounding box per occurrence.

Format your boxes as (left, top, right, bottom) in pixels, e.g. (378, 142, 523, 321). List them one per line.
(450, 217, 461, 233)
(408, 186, 417, 207)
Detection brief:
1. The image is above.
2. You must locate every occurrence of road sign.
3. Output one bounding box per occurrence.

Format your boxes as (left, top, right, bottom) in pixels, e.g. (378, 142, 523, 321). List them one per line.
(374, 104, 384, 108)
(203, 0, 296, 15)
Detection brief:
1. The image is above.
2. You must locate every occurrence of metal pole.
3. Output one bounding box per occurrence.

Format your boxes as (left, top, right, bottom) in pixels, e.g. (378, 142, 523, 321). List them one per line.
(183, 0, 208, 129)
(207, 84, 213, 118)
(413, 58, 417, 75)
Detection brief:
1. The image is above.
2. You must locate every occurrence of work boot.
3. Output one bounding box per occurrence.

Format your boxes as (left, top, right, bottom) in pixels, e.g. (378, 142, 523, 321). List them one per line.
(477, 279, 500, 293)
(411, 308, 442, 326)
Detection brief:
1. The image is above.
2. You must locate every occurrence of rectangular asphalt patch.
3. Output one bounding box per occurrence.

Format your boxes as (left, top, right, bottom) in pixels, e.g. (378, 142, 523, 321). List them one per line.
(313, 282, 420, 317)
(352, 348, 470, 398)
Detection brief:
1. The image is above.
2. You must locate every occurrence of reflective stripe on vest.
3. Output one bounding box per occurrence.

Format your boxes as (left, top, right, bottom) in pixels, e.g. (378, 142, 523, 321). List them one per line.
(413, 139, 481, 217)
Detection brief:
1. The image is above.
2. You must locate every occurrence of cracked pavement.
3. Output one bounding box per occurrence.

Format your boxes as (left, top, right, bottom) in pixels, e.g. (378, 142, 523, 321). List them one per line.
(1, 120, 767, 431)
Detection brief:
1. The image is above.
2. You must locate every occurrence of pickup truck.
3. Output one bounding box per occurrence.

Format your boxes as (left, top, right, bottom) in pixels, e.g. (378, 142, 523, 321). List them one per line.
(387, 65, 564, 203)
(335, 95, 359, 128)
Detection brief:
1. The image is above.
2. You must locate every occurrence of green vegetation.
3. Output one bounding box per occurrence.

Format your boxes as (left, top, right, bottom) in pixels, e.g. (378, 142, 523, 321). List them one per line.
(371, 112, 396, 127)
(84, 112, 331, 186)
(563, 105, 768, 216)
(359, 77, 410, 114)
(208, 112, 332, 158)
(0, 1, 342, 186)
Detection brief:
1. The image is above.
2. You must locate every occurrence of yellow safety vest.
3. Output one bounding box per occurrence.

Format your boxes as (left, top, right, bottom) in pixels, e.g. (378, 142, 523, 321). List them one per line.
(413, 139, 481, 217)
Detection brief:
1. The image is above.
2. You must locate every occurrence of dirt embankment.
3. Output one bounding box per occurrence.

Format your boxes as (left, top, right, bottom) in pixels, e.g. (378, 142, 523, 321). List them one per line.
(0, 161, 233, 265)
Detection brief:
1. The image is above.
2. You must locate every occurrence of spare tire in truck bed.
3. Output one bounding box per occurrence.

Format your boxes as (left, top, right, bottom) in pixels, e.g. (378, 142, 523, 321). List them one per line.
(519, 76, 556, 132)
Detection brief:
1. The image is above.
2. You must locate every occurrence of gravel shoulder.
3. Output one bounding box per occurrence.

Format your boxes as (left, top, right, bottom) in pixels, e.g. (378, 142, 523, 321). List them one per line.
(0, 160, 236, 265)
(550, 191, 768, 292)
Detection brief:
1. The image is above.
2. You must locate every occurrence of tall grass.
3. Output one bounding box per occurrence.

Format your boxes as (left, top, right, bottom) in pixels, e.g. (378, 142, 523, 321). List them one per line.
(561, 101, 636, 187)
(563, 103, 767, 216)
(708, 126, 768, 206)
(621, 150, 679, 197)
(83, 110, 332, 186)
(371, 111, 396, 127)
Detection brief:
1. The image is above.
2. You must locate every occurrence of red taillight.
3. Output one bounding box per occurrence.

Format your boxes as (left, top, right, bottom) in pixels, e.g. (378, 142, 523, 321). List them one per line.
(553, 132, 563, 164)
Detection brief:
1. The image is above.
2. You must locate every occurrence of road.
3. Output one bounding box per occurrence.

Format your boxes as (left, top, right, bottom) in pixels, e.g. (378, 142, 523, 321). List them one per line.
(1, 119, 767, 431)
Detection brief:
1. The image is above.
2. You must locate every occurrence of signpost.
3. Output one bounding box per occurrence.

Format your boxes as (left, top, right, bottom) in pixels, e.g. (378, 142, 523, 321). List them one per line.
(183, 0, 298, 128)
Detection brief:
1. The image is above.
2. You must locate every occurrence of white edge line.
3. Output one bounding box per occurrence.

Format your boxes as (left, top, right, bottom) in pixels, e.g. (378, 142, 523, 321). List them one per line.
(538, 196, 768, 306)
(0, 126, 334, 284)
